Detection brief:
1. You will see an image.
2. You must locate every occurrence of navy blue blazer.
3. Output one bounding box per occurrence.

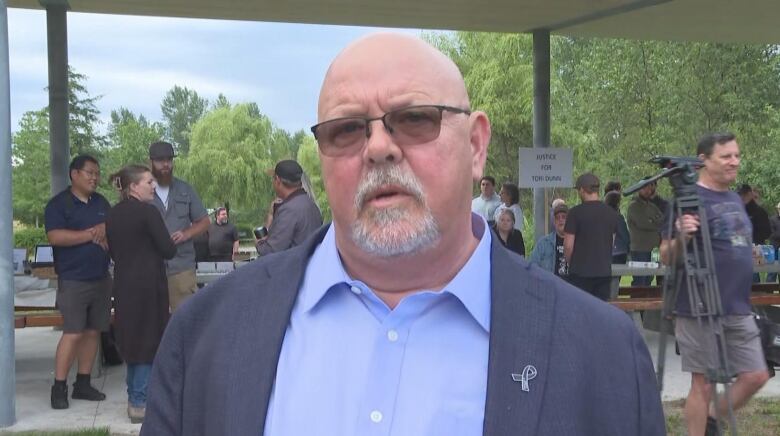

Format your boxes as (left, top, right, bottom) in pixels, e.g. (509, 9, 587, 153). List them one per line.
(141, 225, 665, 435)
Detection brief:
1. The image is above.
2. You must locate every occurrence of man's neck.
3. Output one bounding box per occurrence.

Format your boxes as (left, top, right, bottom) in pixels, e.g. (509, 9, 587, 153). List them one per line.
(580, 193, 599, 202)
(69, 186, 90, 203)
(697, 173, 729, 192)
(481, 192, 495, 200)
(334, 216, 480, 309)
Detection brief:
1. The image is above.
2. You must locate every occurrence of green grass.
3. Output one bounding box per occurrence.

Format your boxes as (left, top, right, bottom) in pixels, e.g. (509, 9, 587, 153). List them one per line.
(665, 397, 780, 435)
(0, 429, 109, 436)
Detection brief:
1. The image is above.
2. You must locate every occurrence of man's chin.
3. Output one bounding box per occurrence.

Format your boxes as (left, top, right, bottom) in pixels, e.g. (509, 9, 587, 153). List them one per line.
(350, 212, 440, 257)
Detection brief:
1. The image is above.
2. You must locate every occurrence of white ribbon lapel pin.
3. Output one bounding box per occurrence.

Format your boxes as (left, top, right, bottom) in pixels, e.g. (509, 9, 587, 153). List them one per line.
(511, 365, 538, 392)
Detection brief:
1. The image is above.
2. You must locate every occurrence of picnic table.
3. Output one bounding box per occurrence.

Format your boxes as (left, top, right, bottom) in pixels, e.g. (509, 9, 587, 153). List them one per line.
(609, 263, 780, 311)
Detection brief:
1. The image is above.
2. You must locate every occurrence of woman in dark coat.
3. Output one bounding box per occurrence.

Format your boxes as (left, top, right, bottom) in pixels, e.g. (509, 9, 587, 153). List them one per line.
(106, 165, 175, 423)
(492, 208, 526, 256)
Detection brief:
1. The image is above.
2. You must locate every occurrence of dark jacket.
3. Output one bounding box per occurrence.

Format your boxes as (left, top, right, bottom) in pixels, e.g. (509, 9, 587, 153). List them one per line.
(491, 225, 526, 256)
(770, 213, 780, 249)
(613, 213, 631, 256)
(745, 200, 771, 244)
(256, 189, 322, 256)
(141, 225, 665, 436)
(106, 198, 176, 363)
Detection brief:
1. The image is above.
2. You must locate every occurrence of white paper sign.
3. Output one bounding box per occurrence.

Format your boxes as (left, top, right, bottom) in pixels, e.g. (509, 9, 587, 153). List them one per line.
(518, 147, 573, 188)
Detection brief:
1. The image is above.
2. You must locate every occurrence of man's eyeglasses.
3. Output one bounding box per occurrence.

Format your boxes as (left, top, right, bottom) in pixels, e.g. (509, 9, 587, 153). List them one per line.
(78, 169, 101, 179)
(310, 105, 471, 157)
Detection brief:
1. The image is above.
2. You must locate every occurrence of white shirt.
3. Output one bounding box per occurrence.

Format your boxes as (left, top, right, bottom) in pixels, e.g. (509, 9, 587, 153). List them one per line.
(155, 185, 170, 209)
(471, 193, 502, 222)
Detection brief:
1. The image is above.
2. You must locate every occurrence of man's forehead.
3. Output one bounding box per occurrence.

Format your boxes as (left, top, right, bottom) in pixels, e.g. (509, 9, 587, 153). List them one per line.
(713, 140, 740, 154)
(318, 34, 467, 116)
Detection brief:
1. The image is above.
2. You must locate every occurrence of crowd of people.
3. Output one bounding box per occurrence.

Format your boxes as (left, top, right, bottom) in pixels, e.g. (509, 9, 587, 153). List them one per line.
(43, 144, 321, 422)
(39, 32, 778, 435)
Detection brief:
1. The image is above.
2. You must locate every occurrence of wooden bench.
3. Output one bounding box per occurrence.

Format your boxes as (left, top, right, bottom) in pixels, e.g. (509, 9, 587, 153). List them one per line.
(611, 293, 780, 311)
(15, 306, 114, 329)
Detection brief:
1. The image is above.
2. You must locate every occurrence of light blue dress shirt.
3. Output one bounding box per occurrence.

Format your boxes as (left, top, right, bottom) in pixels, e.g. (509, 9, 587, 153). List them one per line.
(264, 215, 492, 436)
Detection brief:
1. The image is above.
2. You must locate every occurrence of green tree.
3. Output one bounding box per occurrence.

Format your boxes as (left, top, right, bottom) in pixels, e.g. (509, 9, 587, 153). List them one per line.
(212, 93, 231, 110)
(11, 110, 51, 225)
(160, 85, 209, 155)
(65, 68, 106, 156)
(101, 107, 166, 202)
(176, 103, 296, 229)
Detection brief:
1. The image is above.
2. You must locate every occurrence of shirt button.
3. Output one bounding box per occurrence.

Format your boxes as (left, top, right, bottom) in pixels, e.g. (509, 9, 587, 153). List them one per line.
(350, 285, 362, 295)
(387, 329, 399, 342)
(370, 410, 383, 423)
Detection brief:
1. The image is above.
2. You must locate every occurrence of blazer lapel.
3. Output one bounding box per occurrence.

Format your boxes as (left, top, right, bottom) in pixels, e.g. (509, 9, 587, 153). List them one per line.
(224, 225, 329, 435)
(483, 242, 556, 436)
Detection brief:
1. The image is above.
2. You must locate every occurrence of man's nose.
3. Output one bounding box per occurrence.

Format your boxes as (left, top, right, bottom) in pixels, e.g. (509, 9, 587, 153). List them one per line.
(363, 121, 402, 165)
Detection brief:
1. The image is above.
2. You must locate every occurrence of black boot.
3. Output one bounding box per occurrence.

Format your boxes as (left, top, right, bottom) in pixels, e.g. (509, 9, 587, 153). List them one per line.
(72, 373, 106, 401)
(51, 380, 69, 409)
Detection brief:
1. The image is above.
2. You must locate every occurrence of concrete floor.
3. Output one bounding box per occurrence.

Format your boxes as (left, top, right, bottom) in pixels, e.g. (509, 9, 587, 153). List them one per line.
(2, 314, 779, 434)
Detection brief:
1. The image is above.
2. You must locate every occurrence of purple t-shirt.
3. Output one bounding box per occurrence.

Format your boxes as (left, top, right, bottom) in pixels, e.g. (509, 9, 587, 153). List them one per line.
(662, 185, 753, 316)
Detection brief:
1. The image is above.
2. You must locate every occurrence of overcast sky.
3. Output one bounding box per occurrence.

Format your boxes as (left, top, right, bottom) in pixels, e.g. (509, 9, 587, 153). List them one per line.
(8, 8, 427, 135)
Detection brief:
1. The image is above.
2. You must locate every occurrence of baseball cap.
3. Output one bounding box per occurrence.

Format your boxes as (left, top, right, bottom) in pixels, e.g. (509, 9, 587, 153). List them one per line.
(575, 172, 600, 191)
(271, 160, 303, 183)
(149, 141, 175, 160)
(553, 204, 569, 216)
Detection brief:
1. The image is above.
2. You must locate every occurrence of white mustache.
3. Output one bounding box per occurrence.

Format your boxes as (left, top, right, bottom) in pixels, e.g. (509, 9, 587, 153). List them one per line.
(354, 165, 426, 211)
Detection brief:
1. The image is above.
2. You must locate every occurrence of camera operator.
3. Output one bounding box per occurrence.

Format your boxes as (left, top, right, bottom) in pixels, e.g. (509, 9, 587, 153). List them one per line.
(256, 160, 323, 256)
(659, 133, 769, 436)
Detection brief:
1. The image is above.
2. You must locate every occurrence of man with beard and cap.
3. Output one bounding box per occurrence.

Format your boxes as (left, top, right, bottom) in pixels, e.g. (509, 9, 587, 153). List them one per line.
(141, 34, 664, 436)
(148, 141, 209, 310)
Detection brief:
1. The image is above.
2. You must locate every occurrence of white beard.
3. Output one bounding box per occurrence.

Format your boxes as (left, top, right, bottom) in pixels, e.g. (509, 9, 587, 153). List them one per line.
(351, 165, 440, 257)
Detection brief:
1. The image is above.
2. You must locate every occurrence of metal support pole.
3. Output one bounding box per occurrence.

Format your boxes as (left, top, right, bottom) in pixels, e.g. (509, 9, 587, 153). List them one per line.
(0, 0, 17, 428)
(532, 30, 551, 243)
(42, 0, 70, 195)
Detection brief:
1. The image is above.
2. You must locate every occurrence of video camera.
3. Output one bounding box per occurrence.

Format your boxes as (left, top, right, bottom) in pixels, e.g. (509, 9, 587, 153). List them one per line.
(623, 155, 703, 197)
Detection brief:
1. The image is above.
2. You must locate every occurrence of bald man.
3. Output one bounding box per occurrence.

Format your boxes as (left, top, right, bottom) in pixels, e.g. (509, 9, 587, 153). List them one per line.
(142, 34, 664, 435)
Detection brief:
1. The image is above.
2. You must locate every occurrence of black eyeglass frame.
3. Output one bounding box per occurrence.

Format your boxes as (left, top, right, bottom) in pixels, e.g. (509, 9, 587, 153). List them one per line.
(310, 104, 471, 155)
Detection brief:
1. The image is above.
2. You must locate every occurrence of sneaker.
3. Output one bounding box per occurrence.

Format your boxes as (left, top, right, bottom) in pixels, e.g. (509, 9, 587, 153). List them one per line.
(128, 404, 146, 424)
(72, 382, 106, 401)
(51, 383, 69, 409)
(705, 416, 721, 436)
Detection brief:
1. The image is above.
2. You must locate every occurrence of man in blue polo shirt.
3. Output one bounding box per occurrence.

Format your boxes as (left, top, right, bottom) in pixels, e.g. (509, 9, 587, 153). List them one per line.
(44, 154, 112, 410)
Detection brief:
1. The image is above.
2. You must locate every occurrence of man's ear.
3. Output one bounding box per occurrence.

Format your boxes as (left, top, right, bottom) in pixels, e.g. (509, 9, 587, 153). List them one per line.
(469, 111, 491, 182)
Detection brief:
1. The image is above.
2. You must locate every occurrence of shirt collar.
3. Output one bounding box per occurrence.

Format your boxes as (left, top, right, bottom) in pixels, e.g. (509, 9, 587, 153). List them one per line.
(298, 213, 492, 332)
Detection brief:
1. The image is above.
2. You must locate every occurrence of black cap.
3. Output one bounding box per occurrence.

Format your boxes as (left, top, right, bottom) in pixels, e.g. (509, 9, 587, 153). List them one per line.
(273, 160, 303, 183)
(553, 204, 569, 216)
(575, 172, 600, 191)
(149, 141, 175, 160)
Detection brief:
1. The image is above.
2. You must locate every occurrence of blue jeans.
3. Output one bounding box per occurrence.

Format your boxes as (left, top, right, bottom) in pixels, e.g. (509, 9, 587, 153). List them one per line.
(630, 251, 652, 286)
(126, 363, 152, 407)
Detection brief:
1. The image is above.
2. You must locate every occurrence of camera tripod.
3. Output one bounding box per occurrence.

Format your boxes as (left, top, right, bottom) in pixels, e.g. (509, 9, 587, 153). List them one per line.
(625, 157, 738, 435)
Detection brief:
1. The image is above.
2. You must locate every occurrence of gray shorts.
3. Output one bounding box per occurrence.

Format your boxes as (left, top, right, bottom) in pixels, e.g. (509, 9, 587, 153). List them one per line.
(56, 277, 112, 333)
(675, 315, 767, 375)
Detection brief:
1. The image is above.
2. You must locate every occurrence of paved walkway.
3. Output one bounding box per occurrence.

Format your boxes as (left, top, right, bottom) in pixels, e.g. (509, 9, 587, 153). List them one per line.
(2, 314, 779, 433)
